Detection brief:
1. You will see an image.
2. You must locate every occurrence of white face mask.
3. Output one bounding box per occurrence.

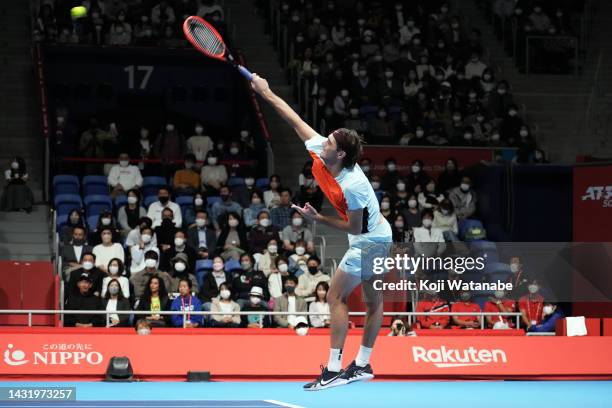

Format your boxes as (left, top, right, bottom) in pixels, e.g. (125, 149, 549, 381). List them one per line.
(422, 218, 433, 228)
(127, 196, 138, 205)
(371, 181, 380, 190)
(528, 285, 539, 294)
(278, 264, 288, 273)
(380, 202, 390, 210)
(412, 165, 420, 173)
(119, 160, 129, 167)
(387, 163, 396, 172)
(220, 289, 231, 300)
(230, 147, 239, 155)
(195, 218, 207, 227)
(137, 328, 151, 335)
(228, 219, 239, 228)
(408, 199, 417, 208)
(194, 198, 204, 206)
(207, 157, 218, 165)
(250, 296, 261, 305)
(141, 234, 152, 243)
(394, 221, 404, 229)
(101, 218, 111, 226)
(83, 261, 94, 270)
(213, 262, 224, 271)
(145, 258, 157, 268)
(174, 262, 186, 272)
(292, 217, 303, 227)
(510, 263, 519, 273)
(267, 245, 278, 254)
(295, 246, 306, 255)
(245, 177, 255, 186)
(166, 124, 175, 132)
(11, 161, 19, 170)
(296, 327, 309, 336)
(543, 305, 554, 315)
(109, 265, 119, 275)
(195, 126, 203, 134)
(460, 183, 470, 192)
(396, 183, 406, 192)
(259, 218, 271, 228)
(174, 238, 185, 247)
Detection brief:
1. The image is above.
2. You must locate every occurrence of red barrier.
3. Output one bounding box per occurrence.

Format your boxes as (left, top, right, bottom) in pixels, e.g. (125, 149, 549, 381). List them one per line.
(362, 145, 494, 177)
(555, 318, 601, 336)
(1, 329, 612, 379)
(573, 165, 612, 242)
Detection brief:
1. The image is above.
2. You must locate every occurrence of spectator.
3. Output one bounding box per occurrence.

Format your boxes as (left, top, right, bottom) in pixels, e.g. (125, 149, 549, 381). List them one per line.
(186, 209, 217, 254)
(107, 12, 132, 45)
(171, 278, 204, 328)
(406, 159, 430, 194)
(160, 229, 197, 274)
(200, 150, 227, 195)
(519, 280, 545, 329)
(437, 158, 461, 193)
(173, 153, 200, 196)
(448, 176, 477, 220)
(129, 226, 160, 273)
(381, 158, 399, 192)
(151, 0, 176, 27)
(413, 209, 446, 257)
(263, 175, 282, 209)
(527, 302, 563, 333)
(270, 188, 293, 229)
(392, 177, 410, 210)
(169, 252, 198, 293)
(60, 209, 86, 245)
(508, 256, 530, 296)
(67, 253, 104, 298)
(242, 191, 266, 228)
(533, 149, 549, 164)
(433, 198, 459, 241)
(129, 250, 173, 300)
(487, 81, 514, 119)
(399, 195, 421, 229)
(154, 123, 185, 174)
(101, 258, 129, 299)
(186, 123, 213, 161)
(200, 256, 231, 305)
(61, 226, 92, 281)
(451, 291, 482, 329)
(464, 52, 488, 80)
(117, 189, 146, 239)
(273, 276, 307, 328)
(500, 104, 523, 143)
(296, 256, 330, 299)
(1, 157, 33, 212)
(147, 187, 182, 228)
(529, 4, 552, 33)
(232, 254, 270, 307)
(65, 273, 103, 327)
(309, 281, 331, 328)
(248, 210, 281, 254)
(485, 289, 517, 329)
(418, 179, 443, 210)
(78, 117, 117, 160)
(288, 239, 311, 276)
(88, 211, 120, 247)
(268, 256, 290, 299)
(210, 185, 243, 228)
(379, 195, 396, 224)
(217, 212, 249, 260)
(183, 193, 207, 226)
(101, 278, 131, 327)
(297, 163, 324, 212)
(388, 318, 407, 336)
(370, 107, 395, 144)
(197, 0, 224, 20)
(92, 228, 125, 274)
(416, 290, 450, 329)
(132, 126, 154, 160)
(241, 286, 271, 328)
(391, 213, 411, 243)
(135, 319, 152, 334)
(210, 283, 241, 327)
(257, 238, 280, 277)
(135, 275, 170, 327)
(155, 207, 178, 256)
(125, 217, 157, 253)
(231, 174, 258, 209)
(281, 211, 315, 253)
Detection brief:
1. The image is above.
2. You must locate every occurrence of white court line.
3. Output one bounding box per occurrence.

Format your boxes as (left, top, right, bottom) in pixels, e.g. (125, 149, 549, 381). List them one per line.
(264, 400, 305, 408)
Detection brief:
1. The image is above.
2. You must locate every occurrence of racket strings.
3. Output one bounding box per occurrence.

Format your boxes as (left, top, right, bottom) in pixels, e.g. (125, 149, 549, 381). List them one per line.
(190, 23, 224, 56)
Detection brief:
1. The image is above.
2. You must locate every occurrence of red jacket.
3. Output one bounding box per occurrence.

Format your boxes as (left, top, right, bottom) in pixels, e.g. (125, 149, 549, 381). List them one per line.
(484, 299, 516, 327)
(416, 300, 450, 328)
(451, 301, 481, 325)
(519, 294, 544, 325)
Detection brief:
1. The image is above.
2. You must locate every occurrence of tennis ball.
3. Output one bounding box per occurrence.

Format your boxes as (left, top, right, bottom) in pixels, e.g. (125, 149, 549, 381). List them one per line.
(70, 6, 88, 20)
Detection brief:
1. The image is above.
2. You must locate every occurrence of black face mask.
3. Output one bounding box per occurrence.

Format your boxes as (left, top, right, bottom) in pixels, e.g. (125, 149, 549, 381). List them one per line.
(308, 266, 318, 275)
(159, 196, 169, 204)
(73, 238, 84, 246)
(285, 285, 296, 294)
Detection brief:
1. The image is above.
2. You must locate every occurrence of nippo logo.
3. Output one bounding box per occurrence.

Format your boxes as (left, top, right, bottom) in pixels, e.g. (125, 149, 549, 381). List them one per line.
(412, 346, 507, 368)
(2, 344, 104, 366)
(581, 186, 612, 207)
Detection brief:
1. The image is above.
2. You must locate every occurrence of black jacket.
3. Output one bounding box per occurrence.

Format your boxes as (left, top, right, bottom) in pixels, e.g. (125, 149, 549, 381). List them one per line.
(65, 292, 103, 327)
(100, 297, 132, 327)
(199, 271, 232, 302)
(186, 224, 217, 254)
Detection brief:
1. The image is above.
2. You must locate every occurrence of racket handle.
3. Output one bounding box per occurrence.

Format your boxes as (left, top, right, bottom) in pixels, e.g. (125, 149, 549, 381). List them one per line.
(237, 65, 253, 81)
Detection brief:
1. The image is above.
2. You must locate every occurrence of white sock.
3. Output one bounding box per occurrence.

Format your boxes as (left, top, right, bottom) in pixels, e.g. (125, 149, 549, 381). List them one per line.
(327, 348, 343, 372)
(355, 346, 372, 367)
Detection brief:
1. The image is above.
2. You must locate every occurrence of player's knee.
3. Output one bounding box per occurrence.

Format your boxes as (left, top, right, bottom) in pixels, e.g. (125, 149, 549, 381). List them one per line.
(326, 287, 347, 306)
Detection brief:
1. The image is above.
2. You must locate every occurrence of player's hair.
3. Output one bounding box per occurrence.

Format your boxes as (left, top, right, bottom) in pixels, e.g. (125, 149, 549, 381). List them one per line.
(332, 128, 363, 169)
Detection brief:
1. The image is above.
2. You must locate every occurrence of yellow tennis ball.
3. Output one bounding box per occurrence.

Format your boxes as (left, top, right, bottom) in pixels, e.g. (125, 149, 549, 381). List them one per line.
(70, 6, 88, 20)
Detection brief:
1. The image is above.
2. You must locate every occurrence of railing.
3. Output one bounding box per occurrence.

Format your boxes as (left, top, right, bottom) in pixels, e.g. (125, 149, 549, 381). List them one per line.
(0, 309, 523, 331)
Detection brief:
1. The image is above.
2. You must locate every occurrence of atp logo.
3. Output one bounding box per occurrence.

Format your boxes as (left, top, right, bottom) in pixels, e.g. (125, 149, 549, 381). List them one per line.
(3, 344, 29, 366)
(581, 186, 612, 207)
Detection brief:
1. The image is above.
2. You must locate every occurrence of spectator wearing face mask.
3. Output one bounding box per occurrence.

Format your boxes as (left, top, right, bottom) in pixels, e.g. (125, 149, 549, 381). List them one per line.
(273, 276, 306, 328)
(433, 199, 459, 241)
(210, 283, 241, 327)
(160, 230, 197, 274)
(200, 150, 227, 196)
(380, 158, 399, 191)
(171, 278, 204, 328)
(151, 0, 176, 27)
(129, 250, 173, 300)
(267, 255, 291, 299)
(183, 193, 207, 227)
(352, 64, 378, 106)
(147, 187, 182, 228)
(217, 212, 249, 261)
(130, 226, 159, 273)
(519, 280, 545, 329)
(297, 162, 324, 212)
(187, 209, 217, 253)
(370, 107, 395, 144)
(67, 252, 104, 298)
(399, 194, 421, 229)
(406, 160, 430, 194)
(210, 185, 243, 228)
(500, 104, 524, 143)
(415, 290, 450, 329)
(65, 273, 103, 327)
(263, 175, 281, 208)
(379, 194, 396, 224)
(270, 188, 293, 229)
(487, 81, 514, 119)
(117, 189, 146, 239)
(417, 179, 443, 210)
(135, 275, 171, 327)
(392, 177, 410, 210)
(248, 211, 281, 255)
(61, 226, 92, 281)
(281, 211, 314, 253)
(309, 281, 331, 328)
(451, 291, 481, 329)
(173, 153, 200, 196)
(232, 254, 270, 307)
(92, 228, 125, 274)
(186, 123, 213, 161)
(232, 174, 259, 209)
(505, 256, 530, 296)
(125, 216, 157, 252)
(87, 211, 120, 247)
(168, 252, 198, 294)
(2, 156, 34, 212)
(391, 213, 411, 243)
(101, 258, 130, 299)
(448, 176, 477, 220)
(413, 209, 446, 257)
(288, 239, 311, 276)
(154, 122, 185, 176)
(101, 278, 131, 327)
(437, 158, 461, 193)
(533, 149, 549, 164)
(485, 289, 517, 329)
(154, 207, 178, 254)
(241, 286, 272, 328)
(60, 209, 86, 245)
(79, 118, 117, 165)
(296, 256, 330, 299)
(200, 256, 231, 306)
(242, 191, 266, 228)
(527, 302, 563, 332)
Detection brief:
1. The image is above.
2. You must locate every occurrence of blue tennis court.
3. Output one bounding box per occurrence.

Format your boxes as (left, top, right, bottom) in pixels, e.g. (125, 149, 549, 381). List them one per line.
(1, 381, 611, 408)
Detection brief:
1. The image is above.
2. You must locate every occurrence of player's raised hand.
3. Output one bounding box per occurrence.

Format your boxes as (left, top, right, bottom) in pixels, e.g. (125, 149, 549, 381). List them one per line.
(291, 203, 319, 221)
(251, 73, 270, 95)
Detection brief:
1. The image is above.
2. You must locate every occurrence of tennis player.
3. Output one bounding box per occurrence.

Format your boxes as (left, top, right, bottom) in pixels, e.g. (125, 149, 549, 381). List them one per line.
(251, 74, 393, 390)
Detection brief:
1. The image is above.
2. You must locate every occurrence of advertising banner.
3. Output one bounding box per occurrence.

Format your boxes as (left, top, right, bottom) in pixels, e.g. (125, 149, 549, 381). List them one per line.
(573, 165, 612, 242)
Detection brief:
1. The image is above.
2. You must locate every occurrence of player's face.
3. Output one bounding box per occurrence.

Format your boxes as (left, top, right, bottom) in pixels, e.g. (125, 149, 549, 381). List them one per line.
(322, 134, 340, 165)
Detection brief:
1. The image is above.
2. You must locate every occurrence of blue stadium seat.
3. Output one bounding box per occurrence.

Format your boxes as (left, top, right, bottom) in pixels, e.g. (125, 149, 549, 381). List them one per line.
(228, 177, 245, 188)
(225, 259, 241, 271)
(458, 219, 484, 240)
(195, 259, 214, 288)
(143, 195, 158, 208)
(87, 214, 100, 230)
(206, 196, 221, 210)
(84, 194, 113, 217)
(142, 176, 167, 197)
(255, 178, 269, 189)
(375, 191, 383, 202)
(114, 195, 128, 210)
(82, 175, 109, 196)
(53, 175, 79, 196)
(176, 195, 195, 206)
(56, 214, 68, 230)
(54, 194, 82, 216)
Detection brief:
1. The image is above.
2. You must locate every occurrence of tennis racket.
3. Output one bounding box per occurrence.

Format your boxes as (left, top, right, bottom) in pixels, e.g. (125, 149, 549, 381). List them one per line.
(183, 16, 253, 81)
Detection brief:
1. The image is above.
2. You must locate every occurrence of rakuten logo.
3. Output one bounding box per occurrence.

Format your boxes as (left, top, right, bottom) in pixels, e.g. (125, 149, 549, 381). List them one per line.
(412, 346, 507, 368)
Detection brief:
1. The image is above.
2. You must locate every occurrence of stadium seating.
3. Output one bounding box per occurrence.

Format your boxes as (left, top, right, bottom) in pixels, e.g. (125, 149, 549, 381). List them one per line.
(53, 175, 79, 196)
(114, 195, 128, 210)
(142, 176, 167, 197)
(82, 175, 109, 196)
(54, 194, 82, 216)
(84, 195, 113, 217)
(227, 177, 245, 188)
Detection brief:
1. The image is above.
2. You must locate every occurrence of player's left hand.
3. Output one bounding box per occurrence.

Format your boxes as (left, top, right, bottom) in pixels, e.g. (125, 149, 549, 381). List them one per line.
(291, 203, 319, 221)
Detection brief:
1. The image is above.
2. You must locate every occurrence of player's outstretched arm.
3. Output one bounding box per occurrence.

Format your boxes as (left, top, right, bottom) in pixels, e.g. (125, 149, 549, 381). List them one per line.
(250, 73, 315, 142)
(292, 203, 363, 235)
